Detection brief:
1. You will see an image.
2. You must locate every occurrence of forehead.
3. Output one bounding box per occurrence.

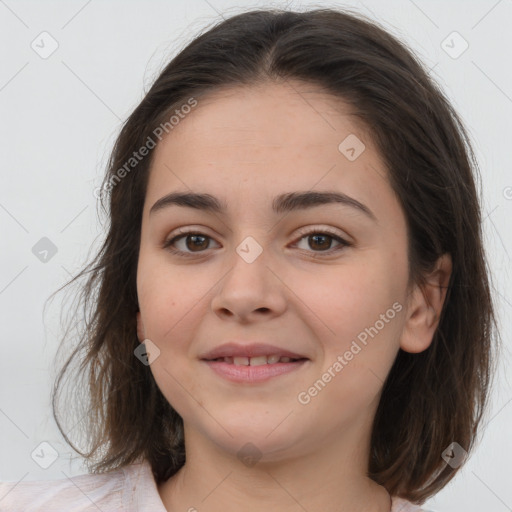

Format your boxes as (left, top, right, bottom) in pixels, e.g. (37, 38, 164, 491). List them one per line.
(155, 81, 368, 158)
(145, 81, 393, 219)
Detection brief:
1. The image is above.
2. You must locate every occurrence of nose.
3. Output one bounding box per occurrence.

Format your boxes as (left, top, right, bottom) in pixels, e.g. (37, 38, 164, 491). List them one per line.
(210, 244, 288, 323)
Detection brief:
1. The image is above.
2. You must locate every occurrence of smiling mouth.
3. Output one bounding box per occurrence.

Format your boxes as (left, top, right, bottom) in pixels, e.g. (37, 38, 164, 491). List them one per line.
(206, 356, 308, 365)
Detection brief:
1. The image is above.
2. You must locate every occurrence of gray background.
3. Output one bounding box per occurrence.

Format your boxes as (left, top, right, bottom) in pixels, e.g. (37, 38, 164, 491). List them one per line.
(1, 1, 511, 511)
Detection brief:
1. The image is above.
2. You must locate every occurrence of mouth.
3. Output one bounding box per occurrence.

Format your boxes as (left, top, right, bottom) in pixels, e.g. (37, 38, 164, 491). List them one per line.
(199, 342, 310, 383)
(203, 355, 308, 365)
(201, 355, 309, 383)
(199, 341, 309, 362)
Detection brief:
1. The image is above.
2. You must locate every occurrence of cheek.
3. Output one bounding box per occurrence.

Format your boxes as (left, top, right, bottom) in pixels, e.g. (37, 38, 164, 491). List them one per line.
(302, 256, 405, 378)
(296, 265, 404, 418)
(137, 260, 206, 415)
(137, 254, 207, 337)
(303, 260, 399, 335)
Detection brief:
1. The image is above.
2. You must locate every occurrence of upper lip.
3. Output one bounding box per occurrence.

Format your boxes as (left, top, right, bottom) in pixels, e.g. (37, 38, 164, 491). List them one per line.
(200, 342, 309, 360)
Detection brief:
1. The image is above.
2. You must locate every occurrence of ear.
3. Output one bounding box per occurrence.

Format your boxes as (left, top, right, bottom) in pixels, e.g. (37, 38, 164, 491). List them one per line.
(400, 253, 452, 354)
(136, 311, 145, 342)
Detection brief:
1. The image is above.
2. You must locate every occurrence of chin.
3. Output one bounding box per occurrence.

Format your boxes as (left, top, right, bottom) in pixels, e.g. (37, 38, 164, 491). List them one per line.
(211, 430, 303, 464)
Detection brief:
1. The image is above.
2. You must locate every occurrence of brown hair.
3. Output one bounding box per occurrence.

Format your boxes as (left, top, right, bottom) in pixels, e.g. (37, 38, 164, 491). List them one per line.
(50, 7, 500, 503)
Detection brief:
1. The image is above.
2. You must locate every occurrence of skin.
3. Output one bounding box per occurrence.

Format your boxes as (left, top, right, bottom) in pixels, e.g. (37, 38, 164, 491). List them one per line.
(136, 81, 452, 512)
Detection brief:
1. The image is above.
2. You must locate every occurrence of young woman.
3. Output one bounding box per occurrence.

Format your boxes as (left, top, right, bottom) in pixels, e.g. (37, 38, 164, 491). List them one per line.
(0, 7, 498, 512)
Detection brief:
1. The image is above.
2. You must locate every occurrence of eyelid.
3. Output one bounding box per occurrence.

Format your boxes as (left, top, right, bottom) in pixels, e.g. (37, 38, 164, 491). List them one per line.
(293, 225, 351, 242)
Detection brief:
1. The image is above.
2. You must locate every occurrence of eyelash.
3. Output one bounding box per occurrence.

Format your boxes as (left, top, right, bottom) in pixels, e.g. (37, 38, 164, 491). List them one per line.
(162, 227, 352, 258)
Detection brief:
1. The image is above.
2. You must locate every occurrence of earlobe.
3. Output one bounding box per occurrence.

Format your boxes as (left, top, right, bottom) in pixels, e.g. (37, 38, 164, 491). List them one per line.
(136, 311, 145, 342)
(399, 253, 452, 354)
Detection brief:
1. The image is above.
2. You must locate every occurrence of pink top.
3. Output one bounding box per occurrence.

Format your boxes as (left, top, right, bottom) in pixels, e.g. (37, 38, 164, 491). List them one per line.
(0, 459, 432, 511)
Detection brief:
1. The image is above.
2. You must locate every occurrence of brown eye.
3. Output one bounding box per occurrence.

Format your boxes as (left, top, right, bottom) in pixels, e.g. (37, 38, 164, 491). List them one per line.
(293, 229, 351, 256)
(307, 233, 335, 251)
(163, 231, 220, 257)
(182, 234, 210, 252)
(163, 227, 351, 259)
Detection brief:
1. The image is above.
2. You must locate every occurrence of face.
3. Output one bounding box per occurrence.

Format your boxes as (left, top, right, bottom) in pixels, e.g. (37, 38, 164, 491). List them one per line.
(136, 81, 414, 462)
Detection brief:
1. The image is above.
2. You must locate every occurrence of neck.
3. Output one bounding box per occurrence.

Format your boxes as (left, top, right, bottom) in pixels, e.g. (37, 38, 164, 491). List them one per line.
(157, 413, 391, 512)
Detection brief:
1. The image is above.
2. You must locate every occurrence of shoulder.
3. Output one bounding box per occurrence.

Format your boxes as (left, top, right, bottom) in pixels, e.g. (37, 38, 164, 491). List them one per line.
(0, 466, 127, 511)
(391, 496, 438, 512)
(0, 459, 166, 512)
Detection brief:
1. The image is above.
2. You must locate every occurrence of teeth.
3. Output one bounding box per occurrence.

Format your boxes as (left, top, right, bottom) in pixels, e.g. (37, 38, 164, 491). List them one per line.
(223, 355, 299, 365)
(247, 356, 267, 366)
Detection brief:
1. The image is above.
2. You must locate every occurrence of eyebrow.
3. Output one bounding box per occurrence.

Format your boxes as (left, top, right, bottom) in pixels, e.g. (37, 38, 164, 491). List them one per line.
(149, 190, 377, 221)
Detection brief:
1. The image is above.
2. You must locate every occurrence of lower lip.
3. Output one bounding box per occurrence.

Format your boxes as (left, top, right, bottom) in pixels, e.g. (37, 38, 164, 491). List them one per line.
(202, 359, 309, 383)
